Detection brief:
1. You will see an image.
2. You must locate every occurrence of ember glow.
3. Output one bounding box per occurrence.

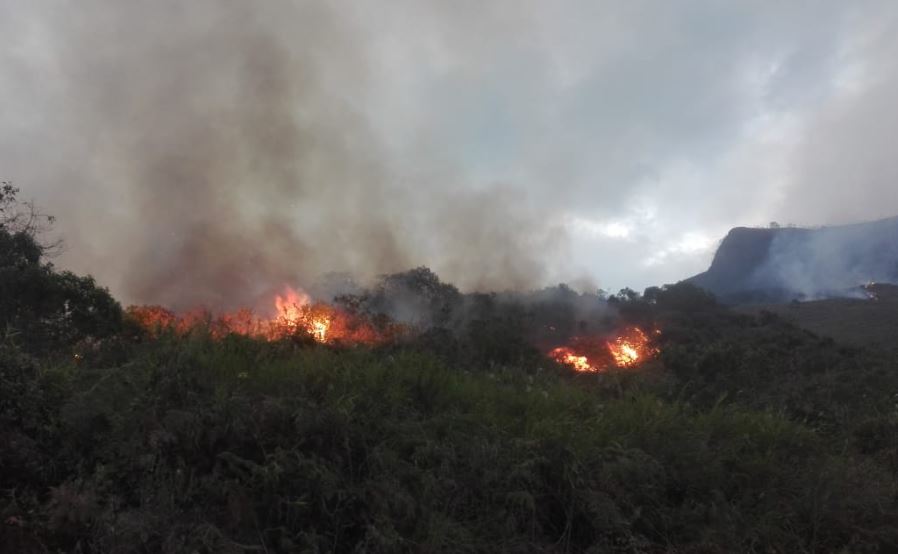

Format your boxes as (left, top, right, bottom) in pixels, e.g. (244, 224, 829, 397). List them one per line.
(550, 326, 658, 372)
(127, 285, 394, 345)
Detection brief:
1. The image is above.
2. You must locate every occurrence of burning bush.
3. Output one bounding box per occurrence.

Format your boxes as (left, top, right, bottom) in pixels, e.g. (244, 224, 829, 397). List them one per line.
(127, 285, 403, 346)
(549, 326, 659, 372)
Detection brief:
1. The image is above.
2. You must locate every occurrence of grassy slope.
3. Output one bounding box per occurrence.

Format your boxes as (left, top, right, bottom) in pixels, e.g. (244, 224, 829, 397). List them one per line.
(736, 284, 898, 348)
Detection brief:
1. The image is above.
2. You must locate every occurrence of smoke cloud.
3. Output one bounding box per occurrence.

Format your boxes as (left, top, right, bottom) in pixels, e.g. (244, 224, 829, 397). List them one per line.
(0, 1, 569, 310)
(3, 1, 898, 306)
(753, 219, 898, 299)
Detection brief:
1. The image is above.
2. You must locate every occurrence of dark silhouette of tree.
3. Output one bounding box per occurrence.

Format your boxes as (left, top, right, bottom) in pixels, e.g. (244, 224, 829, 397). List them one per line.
(0, 184, 121, 352)
(643, 282, 717, 312)
(1, 182, 57, 248)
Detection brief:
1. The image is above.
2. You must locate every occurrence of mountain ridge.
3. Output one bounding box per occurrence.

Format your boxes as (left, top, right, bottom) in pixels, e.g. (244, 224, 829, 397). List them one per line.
(685, 216, 898, 303)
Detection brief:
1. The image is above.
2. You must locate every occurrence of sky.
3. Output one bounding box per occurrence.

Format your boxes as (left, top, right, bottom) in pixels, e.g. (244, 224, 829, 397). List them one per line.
(2, 1, 898, 309)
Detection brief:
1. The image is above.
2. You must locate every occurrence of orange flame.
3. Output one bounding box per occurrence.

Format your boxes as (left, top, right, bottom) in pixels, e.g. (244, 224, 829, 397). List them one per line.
(549, 346, 595, 372)
(128, 285, 393, 345)
(607, 327, 652, 367)
(274, 288, 308, 323)
(271, 287, 333, 343)
(550, 326, 658, 372)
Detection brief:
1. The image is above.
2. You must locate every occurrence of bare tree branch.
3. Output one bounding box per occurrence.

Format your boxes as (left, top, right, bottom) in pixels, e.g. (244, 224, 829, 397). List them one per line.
(0, 181, 62, 255)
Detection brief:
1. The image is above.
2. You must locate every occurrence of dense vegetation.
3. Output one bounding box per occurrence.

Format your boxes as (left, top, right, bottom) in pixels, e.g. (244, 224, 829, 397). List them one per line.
(2, 187, 897, 552)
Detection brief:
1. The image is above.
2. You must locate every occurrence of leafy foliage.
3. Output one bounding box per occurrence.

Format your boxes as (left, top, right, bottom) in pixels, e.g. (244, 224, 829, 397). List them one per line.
(3, 314, 898, 552)
(0, 186, 122, 353)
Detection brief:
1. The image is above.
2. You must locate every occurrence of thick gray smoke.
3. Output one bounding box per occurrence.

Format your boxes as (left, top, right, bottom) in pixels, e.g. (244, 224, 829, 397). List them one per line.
(0, 1, 569, 310)
(5, 1, 898, 304)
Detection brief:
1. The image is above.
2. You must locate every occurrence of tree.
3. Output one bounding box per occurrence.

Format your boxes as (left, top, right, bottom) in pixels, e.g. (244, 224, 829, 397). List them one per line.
(1, 182, 56, 242)
(0, 184, 121, 352)
(643, 282, 717, 312)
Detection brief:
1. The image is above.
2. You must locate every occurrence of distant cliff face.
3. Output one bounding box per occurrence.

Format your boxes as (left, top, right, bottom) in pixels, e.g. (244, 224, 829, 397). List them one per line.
(686, 217, 898, 303)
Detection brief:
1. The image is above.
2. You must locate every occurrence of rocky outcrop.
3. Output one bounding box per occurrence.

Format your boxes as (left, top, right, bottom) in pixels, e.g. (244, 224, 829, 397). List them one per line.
(686, 217, 898, 303)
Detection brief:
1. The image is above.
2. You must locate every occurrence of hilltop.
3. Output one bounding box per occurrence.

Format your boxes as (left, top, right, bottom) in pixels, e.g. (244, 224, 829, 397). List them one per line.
(686, 216, 898, 303)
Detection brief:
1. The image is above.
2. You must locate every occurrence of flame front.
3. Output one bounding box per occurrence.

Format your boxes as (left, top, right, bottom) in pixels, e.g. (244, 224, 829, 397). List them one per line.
(550, 326, 657, 372)
(128, 284, 389, 345)
(127, 288, 659, 365)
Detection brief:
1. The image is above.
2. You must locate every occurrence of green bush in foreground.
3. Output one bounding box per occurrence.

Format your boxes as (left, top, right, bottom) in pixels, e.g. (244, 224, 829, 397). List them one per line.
(2, 334, 896, 553)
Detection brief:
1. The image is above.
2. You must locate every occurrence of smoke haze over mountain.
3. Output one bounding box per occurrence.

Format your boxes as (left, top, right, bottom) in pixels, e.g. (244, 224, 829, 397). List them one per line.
(2, 1, 898, 308)
(688, 217, 898, 302)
